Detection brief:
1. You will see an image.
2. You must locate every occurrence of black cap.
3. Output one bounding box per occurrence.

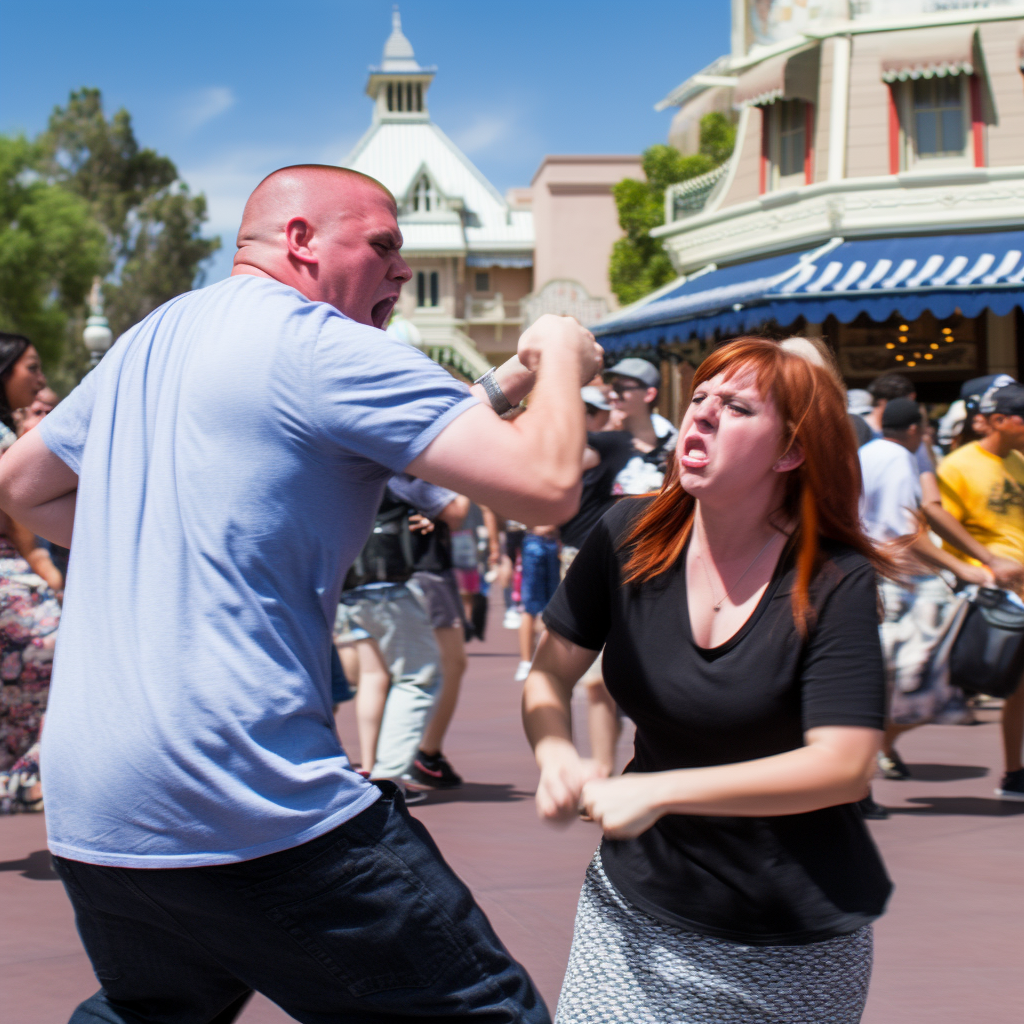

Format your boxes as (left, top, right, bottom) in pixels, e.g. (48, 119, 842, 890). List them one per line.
(881, 397, 921, 430)
(960, 374, 1015, 401)
(981, 384, 1024, 418)
(961, 373, 1016, 417)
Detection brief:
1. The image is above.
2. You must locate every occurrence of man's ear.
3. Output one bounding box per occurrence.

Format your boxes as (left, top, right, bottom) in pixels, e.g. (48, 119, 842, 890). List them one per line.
(773, 441, 805, 473)
(285, 217, 318, 265)
(644, 386, 659, 405)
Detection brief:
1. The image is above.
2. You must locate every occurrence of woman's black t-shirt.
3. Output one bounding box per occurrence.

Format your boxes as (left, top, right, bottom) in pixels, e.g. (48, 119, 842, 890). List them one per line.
(543, 498, 892, 946)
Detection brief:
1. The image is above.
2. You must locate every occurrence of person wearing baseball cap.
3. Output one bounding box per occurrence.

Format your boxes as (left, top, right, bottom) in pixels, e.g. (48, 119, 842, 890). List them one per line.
(580, 385, 612, 430)
(937, 382, 1024, 800)
(604, 358, 678, 496)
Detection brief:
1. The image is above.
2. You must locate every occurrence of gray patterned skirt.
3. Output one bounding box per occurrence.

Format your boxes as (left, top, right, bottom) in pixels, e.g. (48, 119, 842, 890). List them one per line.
(555, 852, 873, 1024)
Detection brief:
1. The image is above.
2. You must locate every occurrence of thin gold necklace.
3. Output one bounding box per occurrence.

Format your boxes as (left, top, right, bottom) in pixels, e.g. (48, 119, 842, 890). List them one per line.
(699, 534, 778, 612)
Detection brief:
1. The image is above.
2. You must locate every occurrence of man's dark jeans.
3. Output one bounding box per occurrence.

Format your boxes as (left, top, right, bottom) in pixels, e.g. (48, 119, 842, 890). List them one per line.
(53, 784, 550, 1024)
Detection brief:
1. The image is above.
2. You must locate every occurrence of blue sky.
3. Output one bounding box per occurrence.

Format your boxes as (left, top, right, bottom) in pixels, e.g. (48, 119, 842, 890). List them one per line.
(2, 1, 730, 282)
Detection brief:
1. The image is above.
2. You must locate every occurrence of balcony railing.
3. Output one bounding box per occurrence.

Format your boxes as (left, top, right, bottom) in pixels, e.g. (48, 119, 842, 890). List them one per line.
(464, 293, 522, 324)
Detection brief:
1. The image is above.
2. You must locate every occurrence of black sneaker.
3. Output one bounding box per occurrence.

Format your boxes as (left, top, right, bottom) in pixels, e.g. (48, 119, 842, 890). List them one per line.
(407, 750, 463, 790)
(857, 794, 889, 820)
(995, 767, 1024, 801)
(878, 749, 911, 780)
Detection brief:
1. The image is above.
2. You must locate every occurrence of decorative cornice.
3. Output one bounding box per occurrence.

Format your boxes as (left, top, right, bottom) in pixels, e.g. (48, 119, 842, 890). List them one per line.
(655, 10, 1024, 110)
(655, 167, 1024, 273)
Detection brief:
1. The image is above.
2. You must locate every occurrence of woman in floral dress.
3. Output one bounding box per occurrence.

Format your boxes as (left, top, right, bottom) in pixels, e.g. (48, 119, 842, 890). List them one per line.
(0, 333, 62, 813)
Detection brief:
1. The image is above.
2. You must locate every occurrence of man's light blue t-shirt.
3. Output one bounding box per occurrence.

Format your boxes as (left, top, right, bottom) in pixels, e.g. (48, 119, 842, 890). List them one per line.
(38, 276, 478, 868)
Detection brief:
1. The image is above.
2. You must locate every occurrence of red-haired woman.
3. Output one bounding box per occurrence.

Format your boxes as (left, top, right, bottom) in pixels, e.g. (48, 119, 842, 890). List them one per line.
(524, 337, 895, 1023)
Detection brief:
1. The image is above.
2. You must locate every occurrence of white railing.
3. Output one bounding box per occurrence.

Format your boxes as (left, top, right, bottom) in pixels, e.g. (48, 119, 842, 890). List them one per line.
(464, 293, 522, 323)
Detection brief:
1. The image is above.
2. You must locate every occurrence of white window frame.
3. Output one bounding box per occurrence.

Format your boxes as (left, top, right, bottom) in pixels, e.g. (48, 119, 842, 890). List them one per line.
(897, 76, 974, 171)
(410, 175, 441, 214)
(765, 99, 808, 192)
(416, 269, 441, 310)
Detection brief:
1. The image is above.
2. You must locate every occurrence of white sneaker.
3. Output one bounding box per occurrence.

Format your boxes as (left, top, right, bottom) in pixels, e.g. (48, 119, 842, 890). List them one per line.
(514, 660, 532, 682)
(503, 608, 522, 629)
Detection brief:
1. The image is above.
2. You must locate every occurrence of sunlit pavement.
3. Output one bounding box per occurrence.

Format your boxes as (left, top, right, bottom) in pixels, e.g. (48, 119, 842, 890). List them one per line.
(2, 605, 1022, 1023)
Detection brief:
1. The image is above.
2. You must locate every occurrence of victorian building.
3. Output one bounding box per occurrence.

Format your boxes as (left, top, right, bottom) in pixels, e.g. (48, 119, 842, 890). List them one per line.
(344, 11, 638, 377)
(594, 0, 1024, 417)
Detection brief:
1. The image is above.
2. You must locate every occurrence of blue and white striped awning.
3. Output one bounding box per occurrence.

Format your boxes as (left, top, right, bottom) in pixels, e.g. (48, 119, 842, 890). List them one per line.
(593, 230, 1024, 353)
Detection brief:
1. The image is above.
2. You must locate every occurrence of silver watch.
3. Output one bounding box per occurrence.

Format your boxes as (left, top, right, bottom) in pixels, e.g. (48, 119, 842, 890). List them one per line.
(474, 368, 513, 416)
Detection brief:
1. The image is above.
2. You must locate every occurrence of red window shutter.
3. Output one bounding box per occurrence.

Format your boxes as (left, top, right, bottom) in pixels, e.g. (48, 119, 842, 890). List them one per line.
(804, 102, 815, 185)
(888, 85, 901, 175)
(760, 107, 769, 195)
(970, 75, 985, 168)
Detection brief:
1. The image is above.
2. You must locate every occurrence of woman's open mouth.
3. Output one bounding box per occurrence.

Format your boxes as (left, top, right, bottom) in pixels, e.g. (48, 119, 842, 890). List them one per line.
(678, 436, 710, 470)
(372, 297, 397, 329)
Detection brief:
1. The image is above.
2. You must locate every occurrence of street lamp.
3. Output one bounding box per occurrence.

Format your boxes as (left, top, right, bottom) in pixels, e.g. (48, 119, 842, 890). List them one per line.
(83, 277, 113, 367)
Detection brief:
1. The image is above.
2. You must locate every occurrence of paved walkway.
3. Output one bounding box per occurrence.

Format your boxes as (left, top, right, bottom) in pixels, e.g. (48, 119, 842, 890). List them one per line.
(2, 605, 1022, 1022)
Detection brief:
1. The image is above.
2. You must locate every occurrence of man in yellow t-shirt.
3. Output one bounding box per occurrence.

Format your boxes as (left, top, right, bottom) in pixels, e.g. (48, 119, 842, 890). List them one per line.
(938, 384, 1024, 800)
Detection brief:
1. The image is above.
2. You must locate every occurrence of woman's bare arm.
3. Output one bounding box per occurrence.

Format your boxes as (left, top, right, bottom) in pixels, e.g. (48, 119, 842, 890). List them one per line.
(580, 726, 881, 840)
(5, 517, 63, 593)
(523, 629, 607, 823)
(0, 430, 78, 547)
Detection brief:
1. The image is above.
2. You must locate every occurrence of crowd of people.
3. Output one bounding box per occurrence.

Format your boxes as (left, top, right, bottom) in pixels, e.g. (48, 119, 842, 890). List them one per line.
(852, 369, 1024, 812)
(0, 163, 1020, 1024)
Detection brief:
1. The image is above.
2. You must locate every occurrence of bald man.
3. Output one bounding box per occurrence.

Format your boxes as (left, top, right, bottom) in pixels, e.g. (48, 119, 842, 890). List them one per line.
(0, 165, 599, 1024)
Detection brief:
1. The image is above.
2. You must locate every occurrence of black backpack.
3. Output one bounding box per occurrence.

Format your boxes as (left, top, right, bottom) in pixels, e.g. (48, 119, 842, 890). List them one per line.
(344, 494, 416, 589)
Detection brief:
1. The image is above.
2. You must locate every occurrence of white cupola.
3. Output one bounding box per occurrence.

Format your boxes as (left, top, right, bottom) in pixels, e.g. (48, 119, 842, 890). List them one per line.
(365, 7, 436, 123)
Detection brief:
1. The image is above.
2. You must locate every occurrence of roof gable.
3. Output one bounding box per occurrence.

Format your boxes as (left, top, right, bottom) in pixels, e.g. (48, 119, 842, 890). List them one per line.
(343, 121, 532, 250)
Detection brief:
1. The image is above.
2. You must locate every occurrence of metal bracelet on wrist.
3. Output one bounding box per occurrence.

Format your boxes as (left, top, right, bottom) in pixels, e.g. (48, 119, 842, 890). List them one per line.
(474, 367, 513, 417)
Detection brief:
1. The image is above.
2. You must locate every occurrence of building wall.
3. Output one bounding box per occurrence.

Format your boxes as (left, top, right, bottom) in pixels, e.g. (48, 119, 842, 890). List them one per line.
(394, 256, 458, 318)
(530, 156, 642, 309)
(980, 21, 1024, 167)
(466, 265, 532, 365)
(846, 33, 892, 179)
(813, 37, 837, 184)
(715, 105, 762, 208)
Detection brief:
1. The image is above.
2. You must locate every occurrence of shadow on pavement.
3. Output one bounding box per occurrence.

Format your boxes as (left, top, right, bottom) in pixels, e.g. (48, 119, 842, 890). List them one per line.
(891, 797, 1024, 817)
(904, 763, 989, 782)
(419, 782, 531, 805)
(0, 848, 59, 880)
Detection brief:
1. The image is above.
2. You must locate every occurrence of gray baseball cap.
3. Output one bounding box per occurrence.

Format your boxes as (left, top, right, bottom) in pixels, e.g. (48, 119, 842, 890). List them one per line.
(847, 389, 873, 416)
(581, 386, 611, 411)
(606, 358, 660, 389)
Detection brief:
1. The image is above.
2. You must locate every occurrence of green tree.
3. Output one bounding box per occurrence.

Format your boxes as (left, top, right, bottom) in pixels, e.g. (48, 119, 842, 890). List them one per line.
(0, 135, 107, 367)
(609, 113, 736, 306)
(38, 88, 220, 343)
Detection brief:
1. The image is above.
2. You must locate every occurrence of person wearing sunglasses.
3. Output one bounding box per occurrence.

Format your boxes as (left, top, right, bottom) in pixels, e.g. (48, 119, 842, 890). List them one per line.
(605, 358, 678, 497)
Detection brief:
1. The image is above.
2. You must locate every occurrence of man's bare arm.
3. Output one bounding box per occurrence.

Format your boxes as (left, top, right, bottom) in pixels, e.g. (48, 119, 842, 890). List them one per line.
(409, 316, 602, 525)
(0, 430, 79, 547)
(920, 471, 1024, 589)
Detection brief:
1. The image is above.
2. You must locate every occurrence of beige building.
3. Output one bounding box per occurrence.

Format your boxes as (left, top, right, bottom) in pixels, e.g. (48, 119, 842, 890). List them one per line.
(525, 156, 643, 331)
(595, 0, 1024, 413)
(343, 11, 638, 375)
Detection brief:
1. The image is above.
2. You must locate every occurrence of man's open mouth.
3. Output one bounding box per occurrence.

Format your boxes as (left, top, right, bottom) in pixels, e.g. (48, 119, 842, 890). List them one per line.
(372, 297, 397, 329)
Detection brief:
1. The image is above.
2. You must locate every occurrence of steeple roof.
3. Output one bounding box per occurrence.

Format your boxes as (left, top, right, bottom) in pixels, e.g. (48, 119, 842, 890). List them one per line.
(345, 10, 533, 258)
(380, 8, 419, 71)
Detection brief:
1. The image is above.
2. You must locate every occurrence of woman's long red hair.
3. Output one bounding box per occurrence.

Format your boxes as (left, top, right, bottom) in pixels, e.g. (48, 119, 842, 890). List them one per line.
(621, 337, 900, 631)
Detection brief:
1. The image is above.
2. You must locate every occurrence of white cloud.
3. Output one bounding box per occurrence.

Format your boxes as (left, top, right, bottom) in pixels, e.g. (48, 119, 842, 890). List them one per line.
(451, 115, 511, 155)
(179, 86, 237, 133)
